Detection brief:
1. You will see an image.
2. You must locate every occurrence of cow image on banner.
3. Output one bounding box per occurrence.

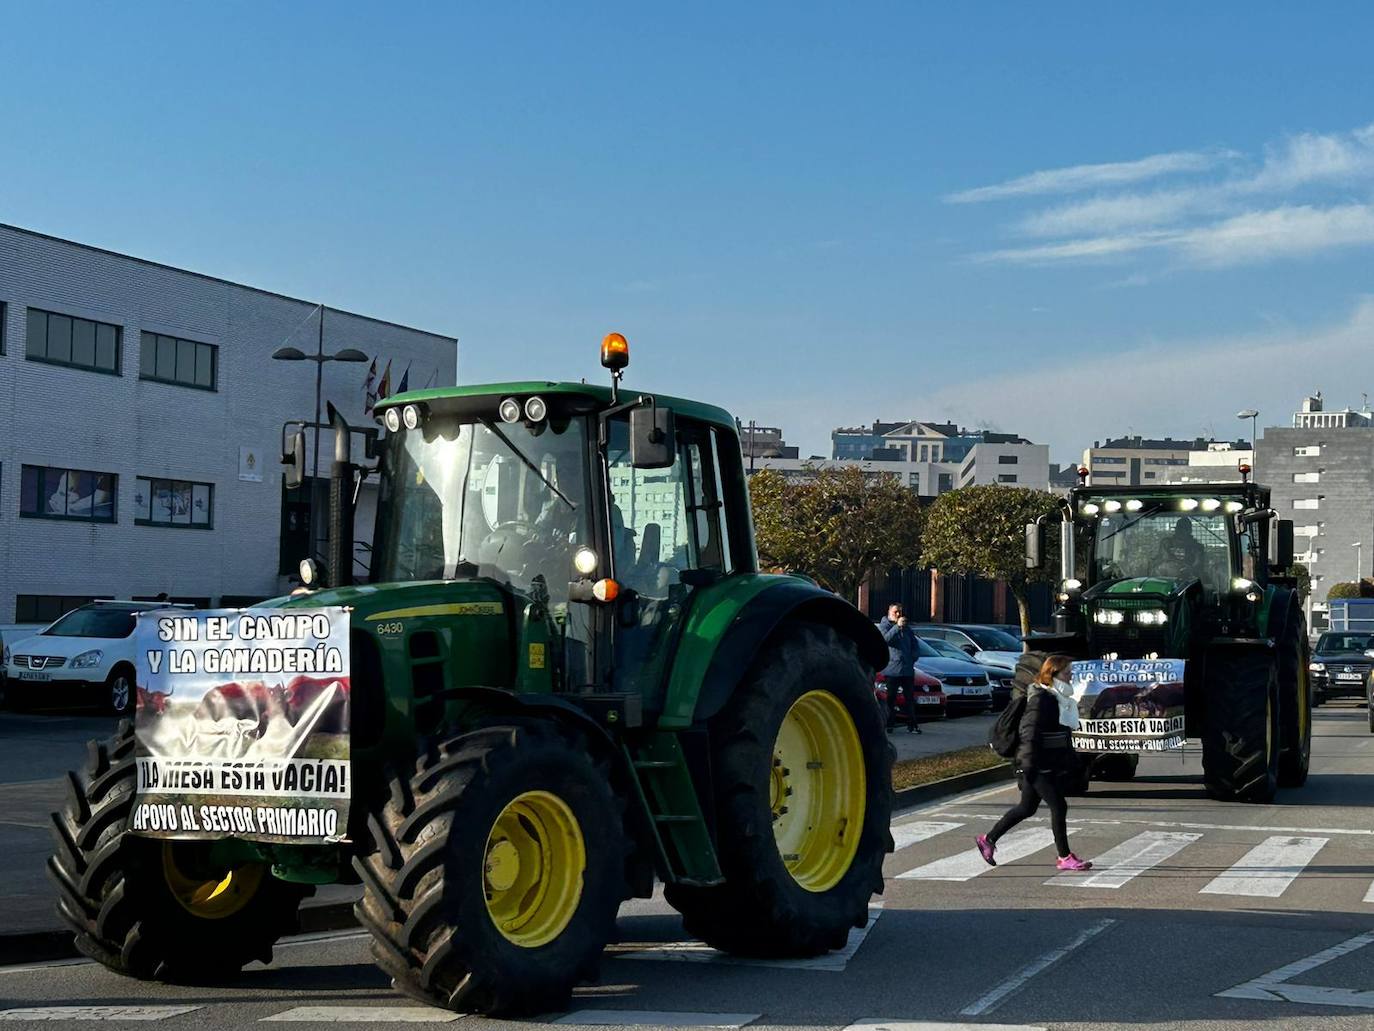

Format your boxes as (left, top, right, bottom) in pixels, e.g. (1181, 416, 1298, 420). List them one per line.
(1068, 658, 1186, 753)
(130, 607, 351, 843)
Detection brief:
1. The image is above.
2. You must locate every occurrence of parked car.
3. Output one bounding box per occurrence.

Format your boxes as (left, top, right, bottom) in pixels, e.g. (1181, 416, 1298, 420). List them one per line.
(916, 623, 1022, 669)
(923, 637, 1014, 711)
(912, 636, 993, 715)
(2, 601, 178, 715)
(1309, 631, 1374, 705)
(874, 668, 947, 722)
(0, 623, 47, 702)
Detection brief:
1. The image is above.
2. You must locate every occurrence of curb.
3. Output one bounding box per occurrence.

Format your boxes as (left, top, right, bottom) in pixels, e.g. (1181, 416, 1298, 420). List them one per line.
(892, 761, 1015, 809)
(0, 766, 1014, 968)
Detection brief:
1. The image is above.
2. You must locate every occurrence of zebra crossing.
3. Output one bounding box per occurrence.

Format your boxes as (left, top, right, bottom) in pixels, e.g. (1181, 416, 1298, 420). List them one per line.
(885, 811, 1368, 901)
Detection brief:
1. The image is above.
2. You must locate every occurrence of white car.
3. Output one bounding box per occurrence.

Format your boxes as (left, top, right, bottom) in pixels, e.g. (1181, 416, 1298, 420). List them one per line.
(2, 601, 176, 715)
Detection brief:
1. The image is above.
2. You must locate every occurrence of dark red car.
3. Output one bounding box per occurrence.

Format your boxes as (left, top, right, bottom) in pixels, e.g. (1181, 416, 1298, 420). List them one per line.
(874, 669, 947, 721)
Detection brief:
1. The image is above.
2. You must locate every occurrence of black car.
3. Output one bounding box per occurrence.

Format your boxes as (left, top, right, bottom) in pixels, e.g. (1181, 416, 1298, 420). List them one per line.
(1310, 631, 1374, 705)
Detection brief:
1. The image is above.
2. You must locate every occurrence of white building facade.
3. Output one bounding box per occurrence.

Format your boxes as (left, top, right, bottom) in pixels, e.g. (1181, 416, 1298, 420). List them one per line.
(0, 224, 456, 622)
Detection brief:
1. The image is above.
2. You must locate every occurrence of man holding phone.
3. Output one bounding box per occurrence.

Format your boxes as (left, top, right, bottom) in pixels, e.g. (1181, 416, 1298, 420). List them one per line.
(878, 602, 921, 733)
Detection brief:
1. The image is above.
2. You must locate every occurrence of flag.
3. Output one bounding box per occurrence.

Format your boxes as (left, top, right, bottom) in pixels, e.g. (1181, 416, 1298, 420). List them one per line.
(376, 359, 393, 404)
(397, 362, 411, 394)
(362, 358, 378, 415)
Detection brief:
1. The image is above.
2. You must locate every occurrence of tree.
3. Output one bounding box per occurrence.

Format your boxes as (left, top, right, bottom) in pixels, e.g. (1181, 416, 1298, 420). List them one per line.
(922, 484, 1063, 636)
(749, 465, 923, 604)
(1327, 579, 1374, 602)
(1276, 562, 1311, 602)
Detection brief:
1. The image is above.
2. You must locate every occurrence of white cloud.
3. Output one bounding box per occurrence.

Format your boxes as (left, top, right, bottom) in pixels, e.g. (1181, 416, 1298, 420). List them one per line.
(945, 150, 1225, 204)
(904, 298, 1374, 461)
(1242, 122, 1374, 192)
(980, 202, 1374, 268)
(1016, 189, 1202, 236)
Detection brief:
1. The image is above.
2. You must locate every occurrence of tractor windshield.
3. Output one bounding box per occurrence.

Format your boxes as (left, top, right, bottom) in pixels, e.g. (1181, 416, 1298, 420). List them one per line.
(1091, 508, 1233, 592)
(371, 414, 592, 602)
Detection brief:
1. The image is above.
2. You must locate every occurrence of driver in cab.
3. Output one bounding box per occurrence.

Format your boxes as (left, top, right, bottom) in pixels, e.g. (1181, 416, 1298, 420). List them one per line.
(1155, 516, 1206, 580)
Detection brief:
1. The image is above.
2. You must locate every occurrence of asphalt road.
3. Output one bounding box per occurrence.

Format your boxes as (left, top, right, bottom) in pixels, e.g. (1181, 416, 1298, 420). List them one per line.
(1, 704, 1372, 1030)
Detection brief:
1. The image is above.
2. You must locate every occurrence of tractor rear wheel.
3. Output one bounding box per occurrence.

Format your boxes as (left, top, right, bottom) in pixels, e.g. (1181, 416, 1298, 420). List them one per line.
(664, 623, 892, 958)
(1202, 649, 1279, 803)
(354, 723, 627, 1016)
(49, 722, 310, 980)
(1276, 603, 1311, 788)
(1092, 755, 1139, 781)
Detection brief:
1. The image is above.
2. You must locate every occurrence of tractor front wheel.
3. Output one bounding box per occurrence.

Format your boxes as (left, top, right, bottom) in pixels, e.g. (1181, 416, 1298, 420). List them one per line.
(353, 723, 627, 1016)
(1276, 602, 1312, 788)
(49, 722, 310, 980)
(664, 623, 892, 957)
(1202, 649, 1280, 803)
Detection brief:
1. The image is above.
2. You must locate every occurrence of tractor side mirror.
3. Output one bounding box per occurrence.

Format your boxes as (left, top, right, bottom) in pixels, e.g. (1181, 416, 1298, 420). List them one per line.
(631, 405, 676, 469)
(1026, 522, 1044, 570)
(1274, 519, 1295, 571)
(282, 427, 306, 490)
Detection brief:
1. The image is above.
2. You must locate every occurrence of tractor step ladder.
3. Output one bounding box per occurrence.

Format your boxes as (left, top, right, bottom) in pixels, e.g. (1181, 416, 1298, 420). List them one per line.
(624, 734, 723, 886)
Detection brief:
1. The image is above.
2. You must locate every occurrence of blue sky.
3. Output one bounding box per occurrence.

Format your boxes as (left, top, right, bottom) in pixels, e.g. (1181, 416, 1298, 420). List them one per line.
(4, 3, 1374, 463)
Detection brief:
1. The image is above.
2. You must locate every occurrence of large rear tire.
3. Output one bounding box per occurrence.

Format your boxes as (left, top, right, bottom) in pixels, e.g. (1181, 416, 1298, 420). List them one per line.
(48, 722, 310, 980)
(664, 623, 892, 958)
(353, 723, 627, 1016)
(1202, 649, 1279, 803)
(1091, 754, 1139, 781)
(1275, 601, 1311, 788)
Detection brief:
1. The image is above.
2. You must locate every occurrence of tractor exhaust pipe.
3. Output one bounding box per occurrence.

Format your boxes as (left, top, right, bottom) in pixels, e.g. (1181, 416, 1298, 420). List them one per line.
(326, 402, 355, 589)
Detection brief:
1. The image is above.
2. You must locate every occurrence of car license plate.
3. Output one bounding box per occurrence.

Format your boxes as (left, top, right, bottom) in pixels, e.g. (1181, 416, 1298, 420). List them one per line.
(17, 671, 52, 682)
(1336, 672, 1363, 681)
(915, 695, 940, 705)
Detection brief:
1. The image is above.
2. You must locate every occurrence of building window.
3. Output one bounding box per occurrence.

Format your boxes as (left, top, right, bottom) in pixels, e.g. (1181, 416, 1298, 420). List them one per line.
(1293, 472, 1320, 484)
(20, 465, 117, 522)
(133, 477, 214, 528)
(997, 473, 1018, 483)
(997, 455, 1018, 465)
(908, 472, 920, 489)
(1294, 445, 1321, 457)
(0, 301, 6, 354)
(1296, 524, 1320, 537)
(1293, 498, 1321, 510)
(139, 332, 217, 390)
(26, 308, 121, 374)
(937, 472, 953, 493)
(1094, 456, 1126, 465)
(14, 594, 113, 624)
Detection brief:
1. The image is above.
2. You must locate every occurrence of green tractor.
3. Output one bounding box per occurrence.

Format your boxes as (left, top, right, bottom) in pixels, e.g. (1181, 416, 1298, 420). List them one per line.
(1023, 476, 1310, 802)
(49, 335, 893, 1015)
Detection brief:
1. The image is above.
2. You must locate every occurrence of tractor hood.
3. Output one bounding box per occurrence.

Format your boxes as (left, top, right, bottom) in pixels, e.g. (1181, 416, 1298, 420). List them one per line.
(1083, 576, 1198, 602)
(268, 578, 514, 625)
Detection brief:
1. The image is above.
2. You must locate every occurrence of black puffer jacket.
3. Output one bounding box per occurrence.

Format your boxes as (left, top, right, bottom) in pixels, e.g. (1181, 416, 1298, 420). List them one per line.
(1016, 685, 1075, 774)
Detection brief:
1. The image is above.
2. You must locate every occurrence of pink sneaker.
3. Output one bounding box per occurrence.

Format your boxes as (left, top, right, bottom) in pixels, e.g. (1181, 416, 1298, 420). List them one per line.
(1056, 853, 1093, 872)
(975, 834, 997, 866)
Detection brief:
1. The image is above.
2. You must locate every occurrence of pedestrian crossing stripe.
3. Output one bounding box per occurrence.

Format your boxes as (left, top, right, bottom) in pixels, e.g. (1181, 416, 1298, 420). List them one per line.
(889, 820, 963, 852)
(1199, 835, 1327, 898)
(555, 1011, 760, 1027)
(261, 1006, 461, 1022)
(1046, 831, 1200, 889)
(897, 826, 1074, 881)
(0, 1006, 202, 1021)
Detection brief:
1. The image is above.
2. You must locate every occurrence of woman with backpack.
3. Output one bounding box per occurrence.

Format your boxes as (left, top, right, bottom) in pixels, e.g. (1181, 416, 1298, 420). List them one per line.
(976, 654, 1093, 872)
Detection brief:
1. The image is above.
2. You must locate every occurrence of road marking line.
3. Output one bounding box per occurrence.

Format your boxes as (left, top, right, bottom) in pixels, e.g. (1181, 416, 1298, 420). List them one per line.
(960, 918, 1117, 1016)
(896, 780, 1018, 817)
(274, 930, 370, 949)
(261, 1006, 461, 1022)
(0, 1006, 201, 1021)
(1365, 880, 1374, 904)
(1200, 835, 1327, 898)
(1046, 831, 1200, 889)
(555, 1011, 759, 1027)
(897, 826, 1071, 882)
(1217, 928, 1374, 1007)
(616, 903, 881, 971)
(934, 809, 1374, 838)
(846, 1022, 1046, 1031)
(890, 820, 963, 851)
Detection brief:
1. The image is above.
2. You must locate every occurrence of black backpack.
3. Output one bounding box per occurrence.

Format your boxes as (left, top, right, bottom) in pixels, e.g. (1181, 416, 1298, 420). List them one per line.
(987, 694, 1027, 759)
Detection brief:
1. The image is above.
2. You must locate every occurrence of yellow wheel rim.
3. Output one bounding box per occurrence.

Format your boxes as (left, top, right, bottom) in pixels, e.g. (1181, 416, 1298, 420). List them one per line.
(483, 790, 586, 948)
(160, 844, 265, 920)
(771, 689, 866, 893)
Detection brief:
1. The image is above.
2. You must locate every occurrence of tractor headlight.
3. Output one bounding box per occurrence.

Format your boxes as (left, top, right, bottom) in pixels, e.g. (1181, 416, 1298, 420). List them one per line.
(573, 547, 599, 576)
(524, 395, 548, 423)
(402, 403, 422, 430)
(1179, 498, 1199, 511)
(1134, 609, 1168, 626)
(1081, 503, 1100, 516)
(383, 408, 401, 432)
(1125, 499, 1143, 512)
(71, 649, 104, 669)
(1309, 662, 1326, 672)
(1233, 576, 1262, 603)
(1201, 498, 1222, 512)
(1057, 577, 1083, 603)
(498, 397, 522, 424)
(1224, 500, 1244, 513)
(1104, 500, 1122, 513)
(1093, 609, 1126, 626)
(299, 558, 320, 587)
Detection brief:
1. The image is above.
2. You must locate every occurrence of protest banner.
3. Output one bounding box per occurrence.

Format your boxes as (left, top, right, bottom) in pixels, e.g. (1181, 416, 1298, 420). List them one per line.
(130, 608, 351, 843)
(1068, 657, 1186, 753)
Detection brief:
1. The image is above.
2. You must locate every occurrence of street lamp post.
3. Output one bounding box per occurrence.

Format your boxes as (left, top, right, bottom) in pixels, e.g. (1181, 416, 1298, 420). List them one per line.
(1236, 408, 1259, 457)
(272, 305, 370, 562)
